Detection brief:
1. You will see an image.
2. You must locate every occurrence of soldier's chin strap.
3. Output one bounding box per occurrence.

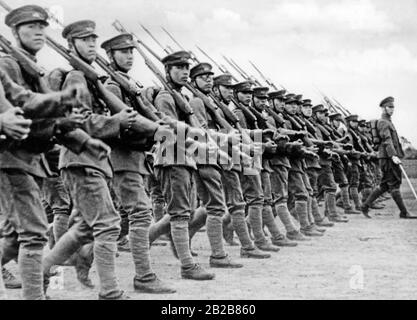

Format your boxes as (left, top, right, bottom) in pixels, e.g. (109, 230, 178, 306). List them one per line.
(71, 39, 94, 65)
(110, 51, 129, 74)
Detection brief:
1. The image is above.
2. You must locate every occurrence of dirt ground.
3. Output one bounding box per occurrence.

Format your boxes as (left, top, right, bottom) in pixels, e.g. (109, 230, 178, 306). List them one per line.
(2, 180, 417, 300)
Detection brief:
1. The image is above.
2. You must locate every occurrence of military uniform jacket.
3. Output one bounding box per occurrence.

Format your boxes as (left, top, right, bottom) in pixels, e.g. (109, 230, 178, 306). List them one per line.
(104, 72, 150, 175)
(0, 55, 88, 178)
(377, 114, 404, 159)
(310, 117, 332, 167)
(154, 89, 196, 169)
(189, 94, 233, 169)
(283, 119, 306, 173)
(50, 69, 122, 178)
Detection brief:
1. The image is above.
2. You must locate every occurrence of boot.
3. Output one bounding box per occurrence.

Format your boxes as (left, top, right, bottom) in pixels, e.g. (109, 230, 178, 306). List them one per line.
(240, 247, 271, 259)
(256, 242, 280, 252)
(341, 186, 361, 214)
(18, 248, 45, 300)
(271, 235, 298, 247)
(94, 241, 123, 300)
(361, 187, 385, 219)
(391, 190, 416, 219)
(286, 230, 311, 241)
(209, 255, 244, 269)
(301, 225, 324, 237)
(181, 263, 215, 281)
(294, 201, 311, 230)
(133, 275, 176, 294)
(316, 217, 335, 228)
(2, 267, 22, 289)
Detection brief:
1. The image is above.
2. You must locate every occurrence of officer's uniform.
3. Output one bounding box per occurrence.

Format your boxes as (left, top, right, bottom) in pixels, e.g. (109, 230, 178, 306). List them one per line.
(362, 97, 412, 218)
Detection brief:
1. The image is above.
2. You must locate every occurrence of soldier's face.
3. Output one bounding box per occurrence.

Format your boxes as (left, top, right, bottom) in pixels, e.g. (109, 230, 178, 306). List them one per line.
(273, 99, 284, 112)
(195, 74, 213, 93)
(350, 121, 358, 129)
(332, 119, 340, 128)
(14, 22, 47, 53)
(73, 36, 98, 64)
(169, 65, 190, 86)
(284, 103, 295, 114)
(301, 106, 312, 117)
(384, 105, 395, 116)
(254, 97, 268, 109)
(316, 111, 326, 122)
(237, 92, 252, 106)
(218, 85, 233, 103)
(112, 48, 134, 71)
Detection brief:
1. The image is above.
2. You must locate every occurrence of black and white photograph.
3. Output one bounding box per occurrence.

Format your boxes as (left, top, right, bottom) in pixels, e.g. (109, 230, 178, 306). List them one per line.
(0, 0, 417, 306)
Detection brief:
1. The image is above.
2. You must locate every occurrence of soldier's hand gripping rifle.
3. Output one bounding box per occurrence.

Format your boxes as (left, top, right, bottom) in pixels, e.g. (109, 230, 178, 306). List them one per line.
(42, 7, 161, 123)
(44, 33, 161, 138)
(112, 20, 235, 164)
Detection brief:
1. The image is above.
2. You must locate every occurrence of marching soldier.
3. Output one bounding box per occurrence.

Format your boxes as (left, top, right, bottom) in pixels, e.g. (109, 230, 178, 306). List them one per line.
(212, 74, 272, 257)
(252, 87, 299, 246)
(232, 81, 281, 252)
(362, 97, 415, 219)
(101, 33, 176, 293)
(311, 105, 349, 223)
(42, 20, 163, 300)
(150, 51, 216, 280)
(0, 7, 102, 299)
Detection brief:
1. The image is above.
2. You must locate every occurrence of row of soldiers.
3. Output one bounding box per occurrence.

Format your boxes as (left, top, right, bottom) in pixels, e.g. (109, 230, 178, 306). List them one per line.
(0, 4, 412, 300)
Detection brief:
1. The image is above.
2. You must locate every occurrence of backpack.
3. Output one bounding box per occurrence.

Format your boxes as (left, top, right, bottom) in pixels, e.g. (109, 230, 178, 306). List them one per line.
(370, 119, 381, 146)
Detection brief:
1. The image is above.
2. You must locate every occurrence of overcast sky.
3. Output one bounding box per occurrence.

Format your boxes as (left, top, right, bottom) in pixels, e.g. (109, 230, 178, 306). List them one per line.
(1, 0, 416, 145)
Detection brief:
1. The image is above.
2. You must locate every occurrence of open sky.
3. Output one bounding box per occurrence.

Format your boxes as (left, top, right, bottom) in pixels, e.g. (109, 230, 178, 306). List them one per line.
(1, 0, 416, 145)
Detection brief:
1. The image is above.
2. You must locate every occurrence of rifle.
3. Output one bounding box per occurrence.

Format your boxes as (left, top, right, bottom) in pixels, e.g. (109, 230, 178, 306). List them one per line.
(161, 27, 200, 64)
(249, 61, 278, 90)
(0, 33, 53, 93)
(140, 23, 171, 55)
(195, 46, 236, 80)
(112, 20, 234, 164)
(94, 55, 161, 121)
(223, 56, 262, 86)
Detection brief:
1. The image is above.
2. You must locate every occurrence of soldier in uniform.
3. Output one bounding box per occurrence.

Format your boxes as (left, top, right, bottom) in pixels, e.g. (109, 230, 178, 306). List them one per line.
(0, 90, 32, 299)
(0, 8, 101, 300)
(231, 81, 281, 252)
(362, 97, 415, 219)
(252, 87, 299, 246)
(41, 20, 162, 300)
(151, 51, 216, 280)
(101, 33, 176, 293)
(267, 91, 313, 241)
(188, 62, 247, 267)
(311, 105, 349, 223)
(344, 114, 366, 212)
(212, 74, 272, 257)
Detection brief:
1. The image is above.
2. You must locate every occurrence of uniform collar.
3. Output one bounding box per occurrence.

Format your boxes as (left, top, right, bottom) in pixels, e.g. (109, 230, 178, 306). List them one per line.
(382, 113, 392, 121)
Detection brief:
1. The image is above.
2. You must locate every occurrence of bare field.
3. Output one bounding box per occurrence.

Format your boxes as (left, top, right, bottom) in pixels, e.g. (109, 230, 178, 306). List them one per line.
(2, 179, 417, 300)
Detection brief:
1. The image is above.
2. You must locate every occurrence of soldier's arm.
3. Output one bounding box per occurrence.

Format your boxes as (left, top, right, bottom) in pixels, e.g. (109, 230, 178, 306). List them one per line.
(378, 120, 397, 158)
(189, 97, 209, 130)
(62, 71, 122, 140)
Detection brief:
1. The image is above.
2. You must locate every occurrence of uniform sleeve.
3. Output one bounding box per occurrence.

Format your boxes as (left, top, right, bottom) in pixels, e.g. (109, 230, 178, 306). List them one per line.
(62, 70, 121, 140)
(0, 56, 23, 85)
(189, 97, 208, 130)
(155, 91, 179, 120)
(378, 120, 397, 158)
